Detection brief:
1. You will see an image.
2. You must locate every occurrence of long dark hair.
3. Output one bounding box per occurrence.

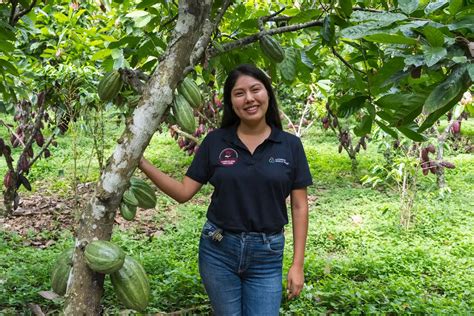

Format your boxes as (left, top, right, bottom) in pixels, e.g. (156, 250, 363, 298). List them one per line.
(220, 64, 282, 129)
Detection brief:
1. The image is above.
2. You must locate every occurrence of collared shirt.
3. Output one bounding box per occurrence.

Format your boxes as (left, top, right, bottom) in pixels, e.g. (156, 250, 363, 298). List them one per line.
(186, 125, 313, 233)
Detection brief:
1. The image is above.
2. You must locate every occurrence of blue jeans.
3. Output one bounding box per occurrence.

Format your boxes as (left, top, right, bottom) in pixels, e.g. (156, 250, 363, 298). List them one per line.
(199, 220, 285, 316)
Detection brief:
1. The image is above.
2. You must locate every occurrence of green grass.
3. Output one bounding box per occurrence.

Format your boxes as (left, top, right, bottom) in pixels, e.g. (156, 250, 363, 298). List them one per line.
(0, 116, 473, 314)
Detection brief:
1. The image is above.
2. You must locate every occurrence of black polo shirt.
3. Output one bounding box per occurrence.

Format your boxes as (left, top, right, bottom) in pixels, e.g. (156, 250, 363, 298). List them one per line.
(186, 125, 313, 233)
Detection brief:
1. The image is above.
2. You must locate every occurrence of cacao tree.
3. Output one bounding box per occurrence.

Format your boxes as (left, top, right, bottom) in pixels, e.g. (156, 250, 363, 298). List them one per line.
(1, 0, 473, 313)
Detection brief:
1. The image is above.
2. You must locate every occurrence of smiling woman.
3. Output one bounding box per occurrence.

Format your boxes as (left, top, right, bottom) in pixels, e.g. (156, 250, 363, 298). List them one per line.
(139, 64, 312, 315)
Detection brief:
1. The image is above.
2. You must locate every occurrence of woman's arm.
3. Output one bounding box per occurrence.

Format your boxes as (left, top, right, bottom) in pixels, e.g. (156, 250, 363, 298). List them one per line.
(287, 187, 309, 299)
(138, 157, 202, 203)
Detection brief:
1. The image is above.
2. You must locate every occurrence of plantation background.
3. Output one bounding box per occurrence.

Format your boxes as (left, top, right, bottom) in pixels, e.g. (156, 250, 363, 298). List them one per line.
(1, 114, 473, 315)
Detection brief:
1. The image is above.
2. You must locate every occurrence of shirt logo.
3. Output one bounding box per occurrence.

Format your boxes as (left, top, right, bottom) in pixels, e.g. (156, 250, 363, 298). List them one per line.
(269, 157, 289, 165)
(219, 148, 238, 166)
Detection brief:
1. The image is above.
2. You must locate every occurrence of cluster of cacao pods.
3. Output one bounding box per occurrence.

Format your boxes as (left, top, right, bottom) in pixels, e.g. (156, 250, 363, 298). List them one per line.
(321, 116, 338, 130)
(354, 136, 368, 153)
(120, 177, 157, 221)
(51, 241, 150, 311)
(420, 144, 455, 176)
(1, 93, 59, 211)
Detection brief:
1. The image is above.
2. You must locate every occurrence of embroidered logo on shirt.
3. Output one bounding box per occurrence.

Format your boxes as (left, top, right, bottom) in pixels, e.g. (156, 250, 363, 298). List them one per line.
(269, 157, 289, 165)
(219, 148, 238, 166)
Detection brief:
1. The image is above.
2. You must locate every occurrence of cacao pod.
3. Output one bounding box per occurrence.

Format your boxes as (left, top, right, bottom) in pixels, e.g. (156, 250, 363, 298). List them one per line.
(122, 189, 139, 207)
(18, 174, 31, 191)
(440, 161, 455, 169)
(172, 94, 196, 134)
(98, 71, 123, 102)
(130, 177, 157, 209)
(259, 35, 285, 63)
(3, 170, 14, 188)
(177, 77, 203, 108)
(426, 144, 436, 154)
(110, 256, 150, 312)
(84, 240, 126, 274)
(51, 248, 74, 296)
(120, 202, 137, 221)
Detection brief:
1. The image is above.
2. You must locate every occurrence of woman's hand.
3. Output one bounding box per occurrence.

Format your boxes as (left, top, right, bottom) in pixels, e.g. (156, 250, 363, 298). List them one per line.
(287, 264, 304, 299)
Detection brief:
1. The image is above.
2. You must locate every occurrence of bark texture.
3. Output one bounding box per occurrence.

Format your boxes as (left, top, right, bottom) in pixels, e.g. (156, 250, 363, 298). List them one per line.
(64, 1, 212, 314)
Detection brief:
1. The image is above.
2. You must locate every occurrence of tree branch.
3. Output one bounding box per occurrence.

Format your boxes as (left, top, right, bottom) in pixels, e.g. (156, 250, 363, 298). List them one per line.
(10, 0, 37, 26)
(331, 46, 365, 74)
(207, 19, 323, 58)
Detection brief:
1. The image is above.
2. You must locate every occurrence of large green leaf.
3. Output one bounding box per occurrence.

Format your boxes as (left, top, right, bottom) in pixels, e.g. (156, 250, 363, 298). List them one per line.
(340, 12, 407, 40)
(364, 33, 417, 44)
(339, 0, 353, 17)
(424, 0, 449, 14)
(398, 0, 419, 14)
(376, 120, 399, 138)
(398, 125, 427, 142)
(422, 25, 445, 47)
(422, 64, 468, 114)
(423, 46, 447, 67)
(322, 15, 336, 46)
(353, 114, 373, 136)
(0, 41, 15, 53)
(337, 95, 369, 118)
(419, 78, 471, 131)
(448, 0, 464, 14)
(371, 57, 405, 93)
(279, 48, 298, 82)
(0, 59, 19, 77)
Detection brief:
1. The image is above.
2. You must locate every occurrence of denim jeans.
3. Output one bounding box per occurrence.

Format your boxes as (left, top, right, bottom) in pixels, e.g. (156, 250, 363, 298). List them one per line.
(199, 220, 285, 316)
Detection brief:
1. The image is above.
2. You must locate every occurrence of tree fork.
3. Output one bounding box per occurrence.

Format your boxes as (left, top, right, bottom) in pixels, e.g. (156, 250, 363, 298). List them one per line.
(63, 1, 213, 314)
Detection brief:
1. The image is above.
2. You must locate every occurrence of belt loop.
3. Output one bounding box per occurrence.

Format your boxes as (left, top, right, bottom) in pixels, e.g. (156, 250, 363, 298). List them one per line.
(261, 232, 268, 244)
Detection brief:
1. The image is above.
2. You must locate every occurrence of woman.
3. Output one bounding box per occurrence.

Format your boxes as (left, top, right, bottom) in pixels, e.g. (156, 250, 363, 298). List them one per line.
(138, 64, 312, 315)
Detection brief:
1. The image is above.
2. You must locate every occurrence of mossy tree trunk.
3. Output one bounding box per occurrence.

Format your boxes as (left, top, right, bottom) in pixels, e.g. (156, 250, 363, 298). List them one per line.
(63, 1, 213, 314)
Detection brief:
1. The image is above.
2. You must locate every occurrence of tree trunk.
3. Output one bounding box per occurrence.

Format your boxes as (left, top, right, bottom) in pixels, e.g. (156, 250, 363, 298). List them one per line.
(64, 1, 212, 314)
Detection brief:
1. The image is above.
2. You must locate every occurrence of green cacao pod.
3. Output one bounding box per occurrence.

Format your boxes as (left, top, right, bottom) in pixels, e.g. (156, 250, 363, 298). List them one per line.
(259, 35, 285, 63)
(177, 77, 202, 108)
(120, 202, 137, 221)
(122, 189, 139, 207)
(111, 256, 150, 312)
(51, 248, 74, 296)
(130, 177, 157, 209)
(172, 94, 196, 133)
(98, 71, 123, 101)
(84, 240, 126, 274)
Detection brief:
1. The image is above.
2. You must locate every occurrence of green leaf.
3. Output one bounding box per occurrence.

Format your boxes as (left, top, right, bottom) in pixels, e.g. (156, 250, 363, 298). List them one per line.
(53, 12, 69, 24)
(419, 78, 471, 131)
(449, 0, 464, 15)
(376, 120, 398, 138)
(376, 92, 426, 110)
(448, 17, 474, 31)
(0, 59, 19, 76)
(337, 95, 368, 118)
(398, 0, 419, 14)
(353, 114, 373, 136)
(0, 40, 15, 53)
(422, 25, 445, 47)
(423, 64, 468, 114)
(468, 64, 474, 81)
(371, 57, 405, 93)
(423, 47, 447, 67)
(339, 0, 353, 17)
(322, 15, 336, 46)
(340, 13, 407, 39)
(91, 49, 112, 61)
(398, 125, 427, 142)
(424, 0, 449, 14)
(279, 48, 298, 82)
(0, 24, 15, 41)
(364, 33, 417, 44)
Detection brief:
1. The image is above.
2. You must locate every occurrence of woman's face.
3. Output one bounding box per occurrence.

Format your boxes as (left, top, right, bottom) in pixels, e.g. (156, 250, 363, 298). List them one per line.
(230, 75, 269, 125)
